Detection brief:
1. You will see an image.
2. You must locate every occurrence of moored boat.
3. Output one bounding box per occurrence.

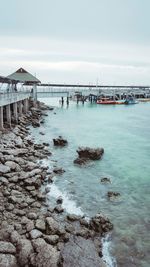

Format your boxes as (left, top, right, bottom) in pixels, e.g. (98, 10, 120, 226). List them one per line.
(97, 98, 118, 104)
(124, 97, 139, 104)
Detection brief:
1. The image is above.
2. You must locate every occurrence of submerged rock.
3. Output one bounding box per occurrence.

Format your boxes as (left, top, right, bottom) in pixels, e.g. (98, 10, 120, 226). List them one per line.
(101, 177, 111, 184)
(53, 136, 68, 147)
(107, 191, 120, 199)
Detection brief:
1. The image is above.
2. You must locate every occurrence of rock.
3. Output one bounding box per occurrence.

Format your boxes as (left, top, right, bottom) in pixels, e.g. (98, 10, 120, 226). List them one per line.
(10, 231, 21, 245)
(107, 191, 121, 200)
(77, 147, 104, 160)
(17, 239, 33, 266)
(73, 157, 88, 165)
(30, 229, 43, 239)
(32, 238, 60, 267)
(90, 213, 113, 233)
(0, 254, 18, 267)
(28, 212, 38, 220)
(26, 221, 35, 232)
(5, 161, 20, 171)
(56, 196, 63, 204)
(44, 235, 59, 245)
(60, 236, 106, 267)
(53, 167, 65, 175)
(46, 217, 59, 235)
(0, 241, 16, 254)
(45, 187, 50, 194)
(101, 177, 111, 183)
(39, 131, 45, 135)
(67, 214, 82, 221)
(53, 136, 68, 147)
(0, 164, 10, 174)
(54, 205, 64, 213)
(35, 219, 46, 232)
(0, 176, 9, 185)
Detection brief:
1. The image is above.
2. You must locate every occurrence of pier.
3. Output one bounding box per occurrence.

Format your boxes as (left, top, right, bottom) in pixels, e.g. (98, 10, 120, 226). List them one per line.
(0, 68, 40, 130)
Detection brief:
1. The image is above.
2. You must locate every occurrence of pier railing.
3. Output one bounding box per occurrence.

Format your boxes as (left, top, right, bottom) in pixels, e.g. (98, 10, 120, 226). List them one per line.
(0, 91, 31, 107)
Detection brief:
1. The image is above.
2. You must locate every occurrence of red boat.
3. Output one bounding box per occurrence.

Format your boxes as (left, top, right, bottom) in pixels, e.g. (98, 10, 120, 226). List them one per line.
(97, 98, 117, 104)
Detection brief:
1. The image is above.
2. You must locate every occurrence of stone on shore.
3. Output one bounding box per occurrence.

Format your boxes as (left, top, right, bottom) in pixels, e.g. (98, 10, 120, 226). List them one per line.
(0, 164, 11, 174)
(0, 241, 16, 254)
(0, 254, 18, 267)
(60, 236, 106, 267)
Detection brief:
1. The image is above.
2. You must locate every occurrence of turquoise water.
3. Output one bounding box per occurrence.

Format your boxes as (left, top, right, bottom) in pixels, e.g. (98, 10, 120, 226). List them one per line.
(34, 98, 150, 267)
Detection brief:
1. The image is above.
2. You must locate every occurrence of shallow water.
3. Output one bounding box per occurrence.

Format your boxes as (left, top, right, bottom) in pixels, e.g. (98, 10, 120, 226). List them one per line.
(32, 98, 150, 267)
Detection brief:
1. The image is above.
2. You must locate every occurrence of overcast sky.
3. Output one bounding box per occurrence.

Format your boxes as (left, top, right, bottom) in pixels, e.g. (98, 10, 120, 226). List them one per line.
(0, 0, 150, 84)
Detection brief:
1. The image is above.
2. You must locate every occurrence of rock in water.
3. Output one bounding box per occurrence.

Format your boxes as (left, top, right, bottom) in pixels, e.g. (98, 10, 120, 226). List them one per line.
(53, 136, 68, 147)
(60, 236, 106, 267)
(77, 147, 104, 160)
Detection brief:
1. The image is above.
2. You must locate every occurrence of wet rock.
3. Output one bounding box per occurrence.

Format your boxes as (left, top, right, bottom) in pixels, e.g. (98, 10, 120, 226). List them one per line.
(101, 177, 111, 183)
(76, 147, 104, 160)
(73, 157, 88, 165)
(107, 191, 121, 199)
(60, 236, 106, 267)
(53, 167, 65, 175)
(90, 213, 113, 234)
(54, 205, 64, 213)
(0, 254, 18, 267)
(56, 196, 63, 204)
(53, 136, 68, 147)
(0, 241, 16, 254)
(45, 187, 51, 193)
(67, 214, 82, 221)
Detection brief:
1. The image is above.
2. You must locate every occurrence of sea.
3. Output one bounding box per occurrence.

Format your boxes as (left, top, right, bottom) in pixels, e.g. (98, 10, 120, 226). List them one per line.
(31, 96, 150, 267)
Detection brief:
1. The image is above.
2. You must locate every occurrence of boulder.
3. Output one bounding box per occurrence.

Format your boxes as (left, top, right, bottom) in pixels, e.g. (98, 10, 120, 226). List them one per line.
(29, 229, 43, 239)
(46, 217, 59, 235)
(53, 136, 68, 147)
(32, 238, 60, 267)
(90, 213, 113, 234)
(60, 236, 106, 267)
(107, 191, 120, 198)
(53, 167, 65, 175)
(77, 147, 104, 160)
(0, 254, 18, 267)
(0, 164, 10, 174)
(17, 239, 33, 266)
(101, 177, 111, 184)
(35, 219, 46, 232)
(0, 241, 16, 254)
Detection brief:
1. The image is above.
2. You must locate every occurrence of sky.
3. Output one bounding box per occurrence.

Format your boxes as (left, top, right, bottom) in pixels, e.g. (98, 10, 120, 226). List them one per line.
(0, 0, 150, 85)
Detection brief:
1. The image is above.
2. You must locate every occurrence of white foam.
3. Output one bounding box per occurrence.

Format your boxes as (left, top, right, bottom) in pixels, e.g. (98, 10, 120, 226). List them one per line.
(47, 183, 84, 216)
(102, 234, 117, 267)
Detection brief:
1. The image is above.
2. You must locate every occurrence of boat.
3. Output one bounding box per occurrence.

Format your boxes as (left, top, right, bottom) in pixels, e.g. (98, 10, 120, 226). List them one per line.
(97, 98, 117, 104)
(124, 96, 139, 105)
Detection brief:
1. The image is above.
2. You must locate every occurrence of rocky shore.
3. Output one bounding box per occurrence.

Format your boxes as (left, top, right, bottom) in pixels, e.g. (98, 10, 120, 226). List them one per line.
(0, 101, 113, 267)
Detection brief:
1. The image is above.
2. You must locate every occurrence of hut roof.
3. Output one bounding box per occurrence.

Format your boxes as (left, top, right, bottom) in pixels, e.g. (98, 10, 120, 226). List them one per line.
(7, 68, 40, 84)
